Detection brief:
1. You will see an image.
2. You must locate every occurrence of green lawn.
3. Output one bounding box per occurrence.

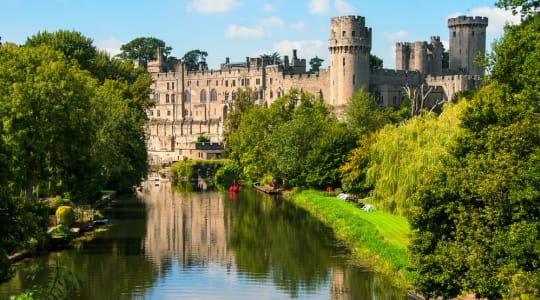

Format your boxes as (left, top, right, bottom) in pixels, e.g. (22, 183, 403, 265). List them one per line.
(286, 189, 414, 285)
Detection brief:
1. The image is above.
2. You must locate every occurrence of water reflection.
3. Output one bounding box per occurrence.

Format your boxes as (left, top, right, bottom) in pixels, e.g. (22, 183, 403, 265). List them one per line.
(1, 179, 406, 299)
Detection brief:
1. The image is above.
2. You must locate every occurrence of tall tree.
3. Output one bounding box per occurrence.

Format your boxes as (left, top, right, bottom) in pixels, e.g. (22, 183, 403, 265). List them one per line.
(496, 0, 539, 16)
(369, 54, 383, 70)
(182, 49, 208, 71)
(408, 14, 540, 298)
(117, 37, 171, 63)
(308, 56, 324, 73)
(260, 52, 282, 65)
(0, 45, 97, 202)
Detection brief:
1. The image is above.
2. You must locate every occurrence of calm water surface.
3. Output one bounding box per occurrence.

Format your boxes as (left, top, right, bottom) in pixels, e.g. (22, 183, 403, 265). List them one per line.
(0, 180, 407, 299)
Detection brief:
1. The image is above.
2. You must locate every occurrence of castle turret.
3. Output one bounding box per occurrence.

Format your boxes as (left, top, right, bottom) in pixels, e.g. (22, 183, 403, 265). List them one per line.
(448, 16, 488, 76)
(328, 16, 372, 106)
(429, 36, 443, 75)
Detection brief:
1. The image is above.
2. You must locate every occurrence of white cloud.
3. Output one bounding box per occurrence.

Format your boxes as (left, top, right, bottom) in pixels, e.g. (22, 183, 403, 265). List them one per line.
(441, 39, 449, 51)
(262, 3, 274, 13)
(448, 6, 520, 36)
(334, 0, 356, 15)
(272, 40, 327, 64)
(289, 21, 306, 33)
(186, 0, 242, 13)
(225, 25, 266, 39)
(95, 37, 123, 57)
(308, 0, 330, 15)
(383, 30, 409, 42)
(260, 16, 284, 28)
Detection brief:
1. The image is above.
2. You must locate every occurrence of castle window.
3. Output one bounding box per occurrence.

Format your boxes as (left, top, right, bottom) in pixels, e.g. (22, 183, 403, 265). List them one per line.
(225, 80, 228, 87)
(353, 74, 356, 85)
(270, 91, 273, 99)
(232, 80, 236, 87)
(246, 79, 250, 86)
(155, 93, 160, 103)
(207, 80, 211, 86)
(453, 31, 456, 37)
(352, 31, 356, 37)
(210, 89, 217, 101)
(472, 31, 475, 36)
(200, 90, 207, 102)
(343, 57, 346, 66)
(166, 94, 170, 103)
(232, 91, 236, 100)
(150, 110, 153, 116)
(256, 78, 260, 85)
(171, 94, 175, 103)
(225, 92, 229, 101)
(172, 82, 175, 89)
(167, 110, 171, 116)
(157, 110, 160, 117)
(259, 90, 263, 99)
(167, 82, 170, 90)
(216, 80, 219, 86)
(197, 80, 199, 86)
(241, 79, 245, 86)
(184, 91, 191, 102)
(342, 31, 346, 37)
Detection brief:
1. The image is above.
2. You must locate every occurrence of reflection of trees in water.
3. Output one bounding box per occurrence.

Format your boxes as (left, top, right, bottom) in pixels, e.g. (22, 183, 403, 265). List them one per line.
(227, 191, 340, 297)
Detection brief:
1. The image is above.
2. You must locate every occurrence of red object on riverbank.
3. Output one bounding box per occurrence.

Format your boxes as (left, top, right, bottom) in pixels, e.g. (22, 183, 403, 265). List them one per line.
(229, 180, 239, 193)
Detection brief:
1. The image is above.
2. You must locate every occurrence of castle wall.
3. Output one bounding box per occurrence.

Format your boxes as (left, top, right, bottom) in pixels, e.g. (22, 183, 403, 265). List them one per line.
(145, 14, 487, 164)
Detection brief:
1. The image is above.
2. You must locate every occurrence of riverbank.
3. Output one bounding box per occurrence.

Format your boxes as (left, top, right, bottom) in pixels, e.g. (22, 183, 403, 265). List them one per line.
(285, 189, 414, 288)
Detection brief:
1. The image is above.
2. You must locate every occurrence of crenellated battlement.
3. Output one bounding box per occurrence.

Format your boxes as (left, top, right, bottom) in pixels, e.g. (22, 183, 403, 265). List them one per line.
(448, 15, 488, 27)
(331, 15, 366, 27)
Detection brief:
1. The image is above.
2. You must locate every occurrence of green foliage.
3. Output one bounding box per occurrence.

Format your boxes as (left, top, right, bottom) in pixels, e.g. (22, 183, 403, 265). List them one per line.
(259, 52, 281, 65)
(495, 0, 539, 16)
(196, 135, 211, 143)
(365, 102, 465, 215)
(55, 206, 75, 227)
(214, 162, 241, 189)
(344, 87, 400, 136)
(117, 37, 171, 62)
(408, 16, 540, 296)
(288, 190, 412, 286)
(308, 56, 324, 73)
(182, 49, 208, 71)
(369, 54, 383, 70)
(340, 133, 377, 195)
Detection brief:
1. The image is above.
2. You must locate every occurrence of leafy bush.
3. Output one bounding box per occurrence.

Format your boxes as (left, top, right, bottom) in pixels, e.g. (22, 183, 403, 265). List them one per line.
(55, 206, 75, 227)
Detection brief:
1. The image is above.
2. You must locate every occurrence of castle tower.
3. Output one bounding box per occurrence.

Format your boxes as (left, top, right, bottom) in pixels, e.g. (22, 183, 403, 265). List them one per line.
(448, 16, 488, 76)
(429, 36, 443, 75)
(328, 16, 372, 106)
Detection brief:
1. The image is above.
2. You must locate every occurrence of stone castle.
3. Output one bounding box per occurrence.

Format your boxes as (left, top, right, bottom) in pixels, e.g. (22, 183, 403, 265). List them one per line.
(146, 15, 488, 165)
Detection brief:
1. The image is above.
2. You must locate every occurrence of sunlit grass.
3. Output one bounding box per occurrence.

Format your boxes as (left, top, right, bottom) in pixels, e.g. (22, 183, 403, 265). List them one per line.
(286, 189, 414, 286)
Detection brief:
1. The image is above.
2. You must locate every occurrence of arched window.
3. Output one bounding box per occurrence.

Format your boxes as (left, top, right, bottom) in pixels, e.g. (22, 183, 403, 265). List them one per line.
(200, 90, 207, 102)
(171, 94, 175, 103)
(210, 89, 217, 101)
(184, 91, 191, 102)
(225, 91, 229, 101)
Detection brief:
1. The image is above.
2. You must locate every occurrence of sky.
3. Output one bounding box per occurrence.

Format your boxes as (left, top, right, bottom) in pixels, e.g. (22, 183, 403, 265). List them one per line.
(1, 0, 521, 69)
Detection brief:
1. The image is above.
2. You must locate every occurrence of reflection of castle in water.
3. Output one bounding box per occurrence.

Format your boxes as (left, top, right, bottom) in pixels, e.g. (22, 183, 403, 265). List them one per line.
(138, 181, 401, 299)
(140, 180, 235, 272)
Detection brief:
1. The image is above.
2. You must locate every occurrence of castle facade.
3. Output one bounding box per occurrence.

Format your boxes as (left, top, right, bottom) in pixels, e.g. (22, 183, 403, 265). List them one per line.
(146, 15, 488, 165)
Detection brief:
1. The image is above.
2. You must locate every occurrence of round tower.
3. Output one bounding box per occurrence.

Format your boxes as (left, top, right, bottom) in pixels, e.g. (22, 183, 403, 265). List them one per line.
(448, 16, 488, 76)
(328, 16, 372, 106)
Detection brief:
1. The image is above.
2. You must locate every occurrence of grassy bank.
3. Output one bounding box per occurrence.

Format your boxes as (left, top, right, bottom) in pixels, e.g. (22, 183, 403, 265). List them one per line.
(286, 189, 414, 287)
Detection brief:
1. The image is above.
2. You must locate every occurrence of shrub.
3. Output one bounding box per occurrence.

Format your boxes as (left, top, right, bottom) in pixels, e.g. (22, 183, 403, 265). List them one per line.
(55, 206, 75, 227)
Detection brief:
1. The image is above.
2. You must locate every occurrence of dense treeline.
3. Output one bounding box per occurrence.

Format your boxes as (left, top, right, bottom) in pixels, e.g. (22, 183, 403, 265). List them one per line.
(0, 31, 152, 282)
(222, 6, 539, 298)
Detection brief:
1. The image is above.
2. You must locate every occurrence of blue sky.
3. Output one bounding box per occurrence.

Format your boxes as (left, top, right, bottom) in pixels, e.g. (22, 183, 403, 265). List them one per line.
(1, 0, 520, 69)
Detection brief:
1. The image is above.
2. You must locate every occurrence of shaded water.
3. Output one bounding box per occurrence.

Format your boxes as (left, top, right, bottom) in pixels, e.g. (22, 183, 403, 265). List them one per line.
(1, 179, 407, 299)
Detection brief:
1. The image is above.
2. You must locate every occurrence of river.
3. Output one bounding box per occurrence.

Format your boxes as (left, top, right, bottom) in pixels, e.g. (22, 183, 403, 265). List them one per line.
(0, 179, 407, 299)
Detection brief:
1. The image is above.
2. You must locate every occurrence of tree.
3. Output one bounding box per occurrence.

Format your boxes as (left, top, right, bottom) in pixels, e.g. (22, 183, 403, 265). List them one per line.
(25, 30, 97, 71)
(0, 45, 98, 202)
(260, 52, 282, 65)
(117, 37, 171, 63)
(369, 54, 383, 70)
(344, 87, 398, 136)
(408, 15, 540, 297)
(182, 49, 208, 71)
(495, 0, 539, 16)
(308, 56, 324, 73)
